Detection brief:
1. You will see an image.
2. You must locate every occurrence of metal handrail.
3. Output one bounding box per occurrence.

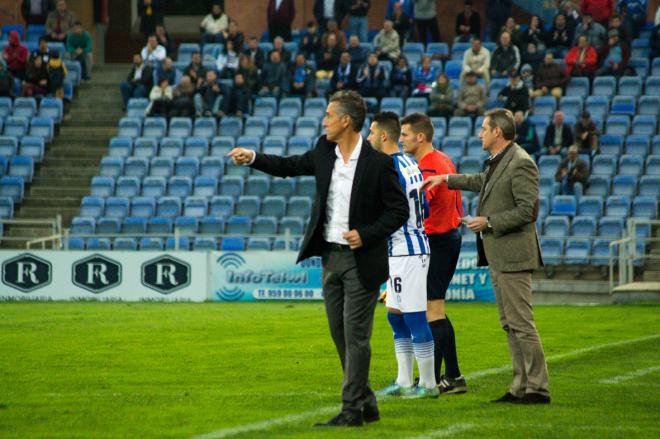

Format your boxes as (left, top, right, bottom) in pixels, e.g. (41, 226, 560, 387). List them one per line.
(609, 218, 660, 292)
(1, 216, 62, 249)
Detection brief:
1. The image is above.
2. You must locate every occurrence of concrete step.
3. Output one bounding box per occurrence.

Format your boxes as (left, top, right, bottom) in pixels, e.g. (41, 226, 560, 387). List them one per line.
(32, 176, 93, 187)
(3, 225, 55, 238)
(16, 206, 79, 220)
(45, 149, 106, 159)
(30, 186, 90, 198)
(643, 271, 660, 281)
(22, 197, 81, 208)
(42, 157, 100, 168)
(37, 168, 98, 178)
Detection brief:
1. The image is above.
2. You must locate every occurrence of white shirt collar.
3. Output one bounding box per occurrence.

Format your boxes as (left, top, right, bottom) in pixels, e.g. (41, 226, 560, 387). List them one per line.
(334, 135, 363, 163)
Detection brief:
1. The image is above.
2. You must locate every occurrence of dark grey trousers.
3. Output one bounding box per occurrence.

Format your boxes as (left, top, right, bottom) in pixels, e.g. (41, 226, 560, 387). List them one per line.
(322, 247, 379, 414)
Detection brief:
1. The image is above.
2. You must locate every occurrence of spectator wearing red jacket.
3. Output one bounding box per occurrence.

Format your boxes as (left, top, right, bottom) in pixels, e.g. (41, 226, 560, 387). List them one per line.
(580, 0, 614, 27)
(2, 31, 29, 80)
(565, 35, 598, 77)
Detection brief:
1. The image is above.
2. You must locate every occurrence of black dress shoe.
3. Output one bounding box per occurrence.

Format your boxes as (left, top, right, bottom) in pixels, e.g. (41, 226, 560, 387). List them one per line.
(513, 393, 551, 404)
(491, 392, 523, 403)
(362, 405, 380, 423)
(314, 411, 363, 427)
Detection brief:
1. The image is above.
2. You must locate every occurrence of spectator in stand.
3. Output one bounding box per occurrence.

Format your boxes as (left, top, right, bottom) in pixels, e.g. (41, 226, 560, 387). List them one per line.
(390, 55, 412, 98)
(566, 35, 599, 77)
(184, 51, 206, 91)
(461, 37, 490, 86)
(574, 111, 598, 151)
(138, 0, 162, 38)
(119, 53, 153, 109)
(313, 0, 347, 35)
(299, 21, 322, 61)
(22, 0, 54, 26)
(386, 0, 414, 22)
(2, 31, 29, 80)
(596, 29, 630, 76)
(490, 31, 520, 78)
(486, 0, 512, 42)
(414, 0, 440, 45)
(222, 21, 244, 53)
(169, 74, 196, 118)
(238, 54, 259, 94)
(31, 37, 51, 64)
(555, 145, 589, 196)
(544, 111, 574, 155)
(412, 55, 438, 96)
(390, 1, 413, 46)
(259, 50, 288, 98)
(46, 50, 67, 98)
(46, 0, 76, 43)
(547, 13, 574, 58)
(347, 35, 367, 68)
(244, 37, 266, 71)
(316, 33, 342, 78)
(200, 3, 229, 44)
(521, 42, 543, 71)
(223, 71, 251, 116)
(329, 51, 356, 94)
(428, 73, 454, 118)
(373, 20, 401, 62)
(270, 37, 292, 66)
(0, 61, 15, 98)
(65, 21, 92, 80)
(147, 77, 172, 117)
(608, 13, 630, 43)
(267, 0, 296, 42)
(651, 21, 660, 60)
(322, 19, 347, 51)
(22, 55, 49, 97)
(533, 52, 568, 100)
(289, 53, 316, 97)
(356, 52, 385, 101)
(498, 72, 529, 114)
(498, 17, 523, 50)
(454, 71, 485, 117)
(618, 0, 647, 39)
(521, 15, 547, 52)
(583, 132, 600, 164)
(194, 69, 223, 117)
(347, 1, 370, 45)
(141, 35, 166, 67)
(455, 0, 481, 43)
(520, 63, 534, 92)
(514, 110, 539, 156)
(217, 40, 240, 79)
(574, 12, 607, 50)
(155, 23, 175, 57)
(561, 0, 581, 33)
(580, 0, 614, 27)
(156, 57, 177, 86)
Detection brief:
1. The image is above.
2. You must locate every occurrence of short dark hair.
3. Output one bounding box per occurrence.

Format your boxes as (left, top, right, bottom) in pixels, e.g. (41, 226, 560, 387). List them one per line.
(400, 112, 434, 142)
(329, 90, 367, 133)
(372, 112, 401, 142)
(484, 108, 516, 140)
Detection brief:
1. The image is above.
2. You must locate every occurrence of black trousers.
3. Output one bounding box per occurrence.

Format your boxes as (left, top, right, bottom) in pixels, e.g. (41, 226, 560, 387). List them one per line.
(269, 21, 292, 42)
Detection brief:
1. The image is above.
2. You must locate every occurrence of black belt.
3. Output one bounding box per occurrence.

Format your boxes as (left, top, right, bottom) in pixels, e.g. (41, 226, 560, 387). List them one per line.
(326, 242, 351, 251)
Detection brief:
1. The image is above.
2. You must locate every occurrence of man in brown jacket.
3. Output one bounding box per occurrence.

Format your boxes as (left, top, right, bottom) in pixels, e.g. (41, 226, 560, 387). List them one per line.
(555, 144, 590, 196)
(422, 108, 550, 404)
(45, 0, 76, 43)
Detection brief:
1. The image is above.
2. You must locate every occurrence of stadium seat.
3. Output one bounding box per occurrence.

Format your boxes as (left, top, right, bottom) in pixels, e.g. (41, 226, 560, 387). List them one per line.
(598, 217, 624, 239)
(116, 176, 141, 197)
(199, 157, 224, 179)
(544, 216, 569, 237)
(598, 134, 623, 155)
(71, 217, 95, 235)
(114, 238, 138, 251)
(193, 236, 218, 251)
(168, 176, 192, 197)
(631, 115, 657, 136)
(123, 157, 148, 178)
(551, 196, 577, 216)
(219, 117, 243, 137)
(287, 196, 312, 218)
(268, 117, 294, 137)
(122, 216, 147, 234)
(225, 215, 252, 234)
(199, 216, 224, 235)
(564, 238, 591, 264)
(624, 135, 650, 156)
(448, 117, 472, 138)
(638, 96, 660, 116)
(108, 137, 133, 158)
(80, 196, 105, 218)
(295, 117, 319, 137)
(592, 76, 616, 96)
(221, 237, 246, 251)
(571, 216, 596, 237)
(261, 195, 287, 217)
(278, 97, 302, 118)
(96, 217, 121, 234)
(132, 137, 158, 158)
(304, 98, 327, 118)
(3, 116, 28, 137)
(0, 136, 18, 156)
(646, 156, 660, 175)
(405, 97, 428, 115)
(247, 237, 271, 251)
(86, 238, 111, 250)
(639, 176, 660, 197)
(459, 156, 482, 174)
(578, 195, 604, 218)
(17, 137, 44, 163)
(288, 136, 312, 155)
(156, 196, 182, 218)
(380, 97, 404, 115)
(618, 76, 642, 96)
(591, 155, 617, 176)
(174, 216, 198, 236)
(141, 176, 166, 197)
(618, 155, 643, 176)
(184, 137, 208, 158)
(126, 98, 149, 119)
(9, 156, 34, 182)
(210, 136, 236, 157)
(159, 137, 184, 158)
(0, 196, 14, 219)
(253, 97, 278, 118)
(244, 116, 269, 137)
(538, 155, 561, 178)
(192, 117, 217, 139)
(610, 96, 636, 116)
(253, 216, 278, 235)
(280, 216, 305, 235)
(183, 196, 208, 217)
(140, 237, 165, 251)
(559, 96, 583, 118)
(605, 195, 631, 218)
(142, 117, 167, 138)
(585, 95, 609, 118)
(566, 77, 589, 96)
(209, 195, 234, 217)
(146, 216, 173, 234)
(130, 196, 156, 217)
(174, 157, 199, 178)
(540, 238, 563, 265)
(105, 197, 130, 218)
(12, 97, 37, 118)
(235, 195, 261, 217)
(605, 115, 630, 135)
(645, 75, 660, 95)
(218, 176, 244, 197)
(632, 196, 657, 219)
(533, 95, 557, 116)
(262, 136, 287, 155)
(403, 42, 425, 65)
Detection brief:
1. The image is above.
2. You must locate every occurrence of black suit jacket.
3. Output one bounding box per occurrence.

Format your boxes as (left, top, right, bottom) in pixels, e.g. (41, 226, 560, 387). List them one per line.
(251, 135, 408, 289)
(314, 0, 348, 24)
(543, 123, 574, 149)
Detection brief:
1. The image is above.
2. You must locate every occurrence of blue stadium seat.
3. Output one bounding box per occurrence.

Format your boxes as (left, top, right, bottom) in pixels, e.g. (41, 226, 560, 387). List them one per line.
(426, 42, 449, 57)
(221, 237, 245, 251)
(618, 155, 643, 177)
(618, 76, 642, 96)
(209, 195, 234, 217)
(245, 175, 270, 197)
(645, 75, 660, 95)
(295, 117, 319, 137)
(146, 217, 172, 234)
(380, 97, 404, 115)
(156, 196, 182, 218)
(448, 117, 472, 138)
(605, 195, 631, 218)
(218, 176, 244, 197)
(632, 196, 657, 219)
(86, 238, 111, 250)
(126, 98, 149, 119)
(440, 137, 465, 157)
(533, 95, 557, 116)
(158, 137, 183, 158)
(105, 197, 130, 218)
(459, 156, 482, 173)
(192, 117, 217, 139)
(559, 96, 583, 118)
(639, 176, 660, 197)
(403, 42, 425, 65)
(96, 217, 121, 234)
(123, 157, 148, 178)
(167, 176, 192, 197)
(261, 136, 286, 155)
(18, 137, 44, 163)
(0, 196, 14, 219)
(0, 136, 18, 156)
(278, 97, 302, 118)
(38, 97, 63, 123)
(429, 117, 446, 138)
(564, 239, 591, 265)
(538, 155, 561, 178)
(173, 157, 199, 178)
(174, 216, 198, 236)
(140, 237, 165, 251)
(3, 116, 28, 137)
(295, 176, 316, 197)
(80, 196, 105, 218)
(631, 115, 657, 136)
(571, 216, 596, 237)
(235, 195, 261, 217)
(280, 216, 305, 234)
(598, 134, 623, 155)
(261, 195, 286, 217)
(253, 216, 278, 235)
(122, 216, 147, 234)
(235, 135, 261, 152)
(253, 97, 278, 118)
(142, 117, 167, 138)
(544, 216, 569, 237)
(591, 239, 614, 265)
(405, 97, 428, 115)
(71, 217, 95, 235)
(190, 176, 215, 197)
(140, 176, 165, 197)
(183, 196, 208, 217)
(116, 176, 141, 198)
(130, 196, 156, 217)
(199, 216, 224, 234)
(647, 156, 660, 175)
(268, 117, 293, 137)
(592, 155, 617, 176)
(108, 137, 133, 158)
(148, 157, 173, 177)
(304, 98, 327, 118)
(605, 115, 630, 135)
(177, 43, 200, 63)
(114, 238, 138, 250)
(586, 175, 611, 197)
(9, 156, 34, 182)
(631, 38, 649, 58)
(247, 238, 271, 251)
(288, 136, 312, 155)
(219, 117, 243, 137)
(198, 157, 223, 179)
(639, 96, 660, 117)
(270, 178, 295, 196)
(133, 137, 158, 157)
(244, 116, 269, 137)
(624, 135, 650, 156)
(273, 237, 300, 251)
(210, 136, 235, 157)
(585, 95, 609, 118)
(566, 77, 589, 96)
(592, 76, 616, 96)
(287, 196, 312, 218)
(629, 57, 649, 77)
(183, 137, 208, 158)
(551, 195, 577, 216)
(540, 238, 563, 265)
(610, 96, 636, 116)
(0, 97, 11, 118)
(193, 236, 218, 251)
(578, 195, 604, 218)
(226, 215, 252, 234)
(598, 217, 624, 238)
(27, 117, 52, 142)
(539, 177, 558, 197)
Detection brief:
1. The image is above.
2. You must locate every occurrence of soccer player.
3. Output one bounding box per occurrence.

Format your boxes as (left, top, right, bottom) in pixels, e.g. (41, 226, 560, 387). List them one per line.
(399, 113, 468, 394)
(367, 112, 438, 398)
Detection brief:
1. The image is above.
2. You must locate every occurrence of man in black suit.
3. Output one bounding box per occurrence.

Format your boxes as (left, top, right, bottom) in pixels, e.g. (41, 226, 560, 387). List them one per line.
(544, 111, 574, 155)
(229, 90, 408, 427)
(314, 0, 348, 34)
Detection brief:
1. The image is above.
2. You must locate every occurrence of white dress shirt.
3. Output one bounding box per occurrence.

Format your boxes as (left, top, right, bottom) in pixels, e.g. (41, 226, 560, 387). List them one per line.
(323, 136, 362, 245)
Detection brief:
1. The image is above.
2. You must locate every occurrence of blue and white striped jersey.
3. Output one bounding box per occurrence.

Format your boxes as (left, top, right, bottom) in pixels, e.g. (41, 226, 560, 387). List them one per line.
(388, 153, 430, 257)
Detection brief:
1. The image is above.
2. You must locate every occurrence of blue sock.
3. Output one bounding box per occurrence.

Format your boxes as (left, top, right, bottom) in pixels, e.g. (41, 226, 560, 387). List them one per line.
(387, 312, 413, 387)
(403, 311, 436, 388)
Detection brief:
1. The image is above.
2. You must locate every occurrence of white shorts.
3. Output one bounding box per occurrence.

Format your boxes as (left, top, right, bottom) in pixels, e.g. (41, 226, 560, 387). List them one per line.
(385, 254, 430, 313)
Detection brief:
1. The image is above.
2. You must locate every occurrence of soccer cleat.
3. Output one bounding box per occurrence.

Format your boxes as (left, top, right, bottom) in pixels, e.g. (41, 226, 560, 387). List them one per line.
(401, 385, 440, 399)
(376, 381, 413, 397)
(438, 375, 468, 394)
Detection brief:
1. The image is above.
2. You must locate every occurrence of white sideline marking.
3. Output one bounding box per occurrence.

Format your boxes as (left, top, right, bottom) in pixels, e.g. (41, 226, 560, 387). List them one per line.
(190, 333, 660, 439)
(403, 423, 475, 439)
(599, 365, 660, 384)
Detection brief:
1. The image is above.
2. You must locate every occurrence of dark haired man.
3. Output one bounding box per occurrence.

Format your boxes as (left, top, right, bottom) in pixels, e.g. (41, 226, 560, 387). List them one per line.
(423, 108, 550, 405)
(229, 90, 408, 426)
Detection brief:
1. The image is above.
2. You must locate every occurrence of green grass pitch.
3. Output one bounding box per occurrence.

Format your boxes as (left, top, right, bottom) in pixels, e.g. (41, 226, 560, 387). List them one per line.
(0, 302, 658, 438)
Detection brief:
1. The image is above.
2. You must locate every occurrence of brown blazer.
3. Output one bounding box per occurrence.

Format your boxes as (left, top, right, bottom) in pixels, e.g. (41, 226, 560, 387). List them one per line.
(448, 143, 543, 272)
